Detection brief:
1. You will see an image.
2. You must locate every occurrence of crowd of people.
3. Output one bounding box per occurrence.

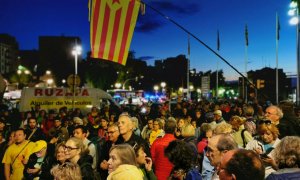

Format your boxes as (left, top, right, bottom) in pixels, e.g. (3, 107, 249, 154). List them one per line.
(0, 98, 300, 180)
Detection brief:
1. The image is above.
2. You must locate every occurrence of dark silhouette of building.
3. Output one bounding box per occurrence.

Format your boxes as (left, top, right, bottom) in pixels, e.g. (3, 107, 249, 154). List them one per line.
(247, 67, 288, 104)
(0, 34, 19, 76)
(38, 36, 82, 86)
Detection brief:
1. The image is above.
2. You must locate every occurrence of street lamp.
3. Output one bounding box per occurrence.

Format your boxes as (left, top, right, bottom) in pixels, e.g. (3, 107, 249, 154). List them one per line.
(289, 1, 300, 105)
(72, 45, 82, 75)
(115, 83, 122, 89)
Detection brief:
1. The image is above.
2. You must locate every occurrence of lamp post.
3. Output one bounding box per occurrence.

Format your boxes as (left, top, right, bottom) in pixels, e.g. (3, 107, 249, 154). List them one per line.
(289, 1, 300, 105)
(72, 45, 82, 76)
(71, 45, 81, 110)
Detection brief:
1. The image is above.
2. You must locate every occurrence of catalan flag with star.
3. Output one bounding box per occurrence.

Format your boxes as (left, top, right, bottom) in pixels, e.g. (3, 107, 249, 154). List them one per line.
(89, 0, 141, 65)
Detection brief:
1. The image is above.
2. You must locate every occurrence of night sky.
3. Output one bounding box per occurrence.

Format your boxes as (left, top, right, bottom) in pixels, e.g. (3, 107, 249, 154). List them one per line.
(0, 0, 296, 80)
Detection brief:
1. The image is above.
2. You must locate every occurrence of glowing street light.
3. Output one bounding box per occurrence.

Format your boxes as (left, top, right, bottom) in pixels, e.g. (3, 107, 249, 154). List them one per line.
(72, 45, 82, 75)
(115, 83, 122, 89)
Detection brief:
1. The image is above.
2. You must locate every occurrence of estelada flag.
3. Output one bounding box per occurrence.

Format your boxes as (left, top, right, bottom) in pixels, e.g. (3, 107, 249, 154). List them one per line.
(89, 0, 140, 65)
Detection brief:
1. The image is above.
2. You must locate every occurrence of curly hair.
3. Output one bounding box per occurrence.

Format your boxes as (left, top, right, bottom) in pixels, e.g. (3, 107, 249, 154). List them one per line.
(274, 136, 300, 169)
(51, 162, 82, 180)
(225, 149, 265, 180)
(164, 140, 196, 171)
(213, 123, 232, 135)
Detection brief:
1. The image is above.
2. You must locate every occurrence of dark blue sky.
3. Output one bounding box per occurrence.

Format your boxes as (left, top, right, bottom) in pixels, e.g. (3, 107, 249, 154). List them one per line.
(0, 0, 296, 80)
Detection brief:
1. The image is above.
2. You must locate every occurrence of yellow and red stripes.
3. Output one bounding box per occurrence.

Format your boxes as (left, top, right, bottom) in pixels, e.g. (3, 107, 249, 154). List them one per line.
(90, 0, 140, 65)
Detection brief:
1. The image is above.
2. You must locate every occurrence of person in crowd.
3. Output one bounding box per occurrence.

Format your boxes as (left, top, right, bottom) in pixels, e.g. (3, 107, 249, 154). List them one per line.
(141, 118, 154, 141)
(246, 121, 281, 177)
(55, 142, 67, 165)
(229, 115, 253, 148)
(134, 144, 157, 180)
(0, 131, 7, 180)
(132, 116, 142, 137)
(41, 109, 56, 136)
(149, 118, 165, 146)
(2, 128, 35, 180)
(165, 140, 202, 180)
(197, 123, 213, 157)
(73, 117, 83, 127)
(243, 105, 257, 136)
(266, 136, 300, 179)
(30, 105, 41, 119)
(36, 109, 47, 128)
(0, 118, 8, 139)
(109, 112, 117, 125)
(205, 133, 238, 180)
(48, 117, 69, 144)
(213, 122, 232, 135)
(20, 111, 32, 129)
(116, 112, 150, 155)
(73, 125, 97, 169)
(107, 144, 143, 180)
(51, 162, 82, 180)
(213, 110, 226, 124)
(87, 117, 101, 141)
(151, 118, 177, 180)
(98, 117, 109, 141)
(25, 117, 45, 142)
(264, 105, 283, 126)
(99, 123, 120, 180)
(194, 109, 205, 127)
(175, 117, 195, 139)
(64, 137, 95, 180)
(72, 108, 84, 119)
(277, 101, 300, 138)
(23, 140, 55, 179)
(218, 149, 265, 180)
(87, 107, 100, 125)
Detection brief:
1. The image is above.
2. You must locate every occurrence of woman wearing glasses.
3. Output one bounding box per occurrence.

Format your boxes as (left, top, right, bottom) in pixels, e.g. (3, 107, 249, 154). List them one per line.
(64, 137, 94, 180)
(246, 121, 281, 178)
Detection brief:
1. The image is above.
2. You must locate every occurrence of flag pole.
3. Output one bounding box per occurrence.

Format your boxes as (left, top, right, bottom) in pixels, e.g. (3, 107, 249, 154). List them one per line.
(187, 35, 190, 100)
(216, 30, 220, 98)
(245, 25, 248, 103)
(276, 12, 279, 104)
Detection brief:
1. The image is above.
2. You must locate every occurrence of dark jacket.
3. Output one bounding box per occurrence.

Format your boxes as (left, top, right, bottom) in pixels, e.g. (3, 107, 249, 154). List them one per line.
(77, 153, 95, 180)
(23, 152, 55, 180)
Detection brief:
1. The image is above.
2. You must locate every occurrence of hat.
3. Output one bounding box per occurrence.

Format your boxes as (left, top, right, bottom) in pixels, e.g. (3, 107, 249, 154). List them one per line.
(214, 110, 222, 116)
(73, 117, 83, 125)
(32, 140, 47, 153)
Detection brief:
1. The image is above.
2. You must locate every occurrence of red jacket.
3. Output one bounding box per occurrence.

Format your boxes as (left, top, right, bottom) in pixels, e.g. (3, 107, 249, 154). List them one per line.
(151, 134, 176, 180)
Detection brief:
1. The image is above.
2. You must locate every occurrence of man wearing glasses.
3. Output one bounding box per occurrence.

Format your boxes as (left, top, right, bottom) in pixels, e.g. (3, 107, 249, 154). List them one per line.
(99, 123, 120, 180)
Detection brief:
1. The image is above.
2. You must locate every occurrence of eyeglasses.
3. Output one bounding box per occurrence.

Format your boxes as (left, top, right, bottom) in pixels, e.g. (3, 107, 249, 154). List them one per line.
(107, 130, 117, 134)
(258, 120, 272, 125)
(265, 111, 277, 116)
(63, 145, 79, 151)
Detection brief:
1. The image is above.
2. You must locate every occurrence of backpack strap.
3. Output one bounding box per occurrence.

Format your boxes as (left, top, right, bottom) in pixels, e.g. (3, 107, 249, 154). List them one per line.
(241, 129, 247, 148)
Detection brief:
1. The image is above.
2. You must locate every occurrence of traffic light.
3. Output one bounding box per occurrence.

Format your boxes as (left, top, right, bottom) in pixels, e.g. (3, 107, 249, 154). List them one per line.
(256, 79, 265, 89)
